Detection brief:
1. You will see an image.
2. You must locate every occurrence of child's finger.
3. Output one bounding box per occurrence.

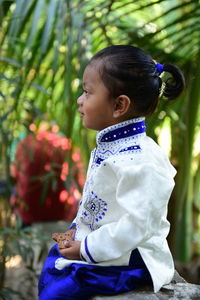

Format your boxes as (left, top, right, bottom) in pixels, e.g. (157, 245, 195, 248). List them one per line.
(59, 242, 81, 260)
(59, 246, 74, 257)
(58, 241, 71, 249)
(64, 241, 72, 247)
(59, 248, 69, 257)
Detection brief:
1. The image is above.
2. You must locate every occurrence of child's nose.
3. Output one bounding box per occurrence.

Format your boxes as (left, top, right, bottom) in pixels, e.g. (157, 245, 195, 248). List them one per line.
(77, 94, 84, 105)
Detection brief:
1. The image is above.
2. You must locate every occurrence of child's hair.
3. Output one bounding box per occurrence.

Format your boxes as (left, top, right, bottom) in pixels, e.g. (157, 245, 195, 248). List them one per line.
(90, 45, 185, 116)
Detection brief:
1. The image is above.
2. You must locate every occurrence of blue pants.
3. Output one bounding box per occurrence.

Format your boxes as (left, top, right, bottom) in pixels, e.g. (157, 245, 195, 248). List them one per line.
(38, 245, 152, 300)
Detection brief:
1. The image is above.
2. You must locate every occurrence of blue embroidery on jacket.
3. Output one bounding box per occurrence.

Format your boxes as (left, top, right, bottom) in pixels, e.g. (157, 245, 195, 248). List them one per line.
(95, 145, 141, 165)
(96, 157, 104, 165)
(100, 120, 145, 142)
(91, 119, 145, 167)
(80, 191, 108, 230)
(119, 145, 141, 152)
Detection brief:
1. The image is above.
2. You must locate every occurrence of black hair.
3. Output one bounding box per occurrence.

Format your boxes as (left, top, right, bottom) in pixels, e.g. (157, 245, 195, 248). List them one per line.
(90, 45, 185, 116)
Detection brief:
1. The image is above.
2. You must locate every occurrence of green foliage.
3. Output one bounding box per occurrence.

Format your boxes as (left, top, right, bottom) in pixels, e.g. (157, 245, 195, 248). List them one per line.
(0, 213, 49, 299)
(0, 216, 48, 264)
(0, 0, 200, 296)
(0, 288, 24, 300)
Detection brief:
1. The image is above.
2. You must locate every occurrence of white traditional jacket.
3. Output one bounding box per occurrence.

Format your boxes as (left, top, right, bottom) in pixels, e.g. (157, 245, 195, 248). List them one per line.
(57, 118, 176, 293)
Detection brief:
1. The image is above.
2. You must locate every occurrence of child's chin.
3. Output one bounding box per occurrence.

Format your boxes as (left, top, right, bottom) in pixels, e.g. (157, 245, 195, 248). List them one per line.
(84, 123, 98, 131)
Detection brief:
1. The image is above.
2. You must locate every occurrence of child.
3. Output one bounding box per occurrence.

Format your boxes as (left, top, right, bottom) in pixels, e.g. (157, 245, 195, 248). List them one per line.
(38, 45, 185, 300)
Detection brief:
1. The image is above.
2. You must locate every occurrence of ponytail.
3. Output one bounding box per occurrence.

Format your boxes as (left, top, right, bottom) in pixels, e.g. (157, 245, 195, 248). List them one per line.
(162, 63, 185, 100)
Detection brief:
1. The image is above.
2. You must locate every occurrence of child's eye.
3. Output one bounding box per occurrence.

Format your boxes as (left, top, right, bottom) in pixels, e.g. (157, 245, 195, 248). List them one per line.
(83, 89, 89, 95)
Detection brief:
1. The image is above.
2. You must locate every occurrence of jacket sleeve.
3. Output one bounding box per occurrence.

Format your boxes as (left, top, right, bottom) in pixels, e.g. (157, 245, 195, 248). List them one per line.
(80, 161, 175, 264)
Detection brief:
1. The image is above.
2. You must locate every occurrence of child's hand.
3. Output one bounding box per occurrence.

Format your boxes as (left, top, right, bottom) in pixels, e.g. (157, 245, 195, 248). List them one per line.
(52, 229, 76, 249)
(59, 240, 81, 260)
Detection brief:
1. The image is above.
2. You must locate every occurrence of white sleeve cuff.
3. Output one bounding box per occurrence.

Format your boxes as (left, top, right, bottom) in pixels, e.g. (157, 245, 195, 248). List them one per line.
(80, 236, 98, 264)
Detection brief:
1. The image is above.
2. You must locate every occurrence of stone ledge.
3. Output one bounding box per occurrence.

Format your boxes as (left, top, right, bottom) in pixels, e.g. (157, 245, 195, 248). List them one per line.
(91, 271, 200, 299)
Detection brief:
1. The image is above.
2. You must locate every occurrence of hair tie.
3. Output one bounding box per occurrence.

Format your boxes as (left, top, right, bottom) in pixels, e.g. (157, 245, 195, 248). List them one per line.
(156, 63, 164, 75)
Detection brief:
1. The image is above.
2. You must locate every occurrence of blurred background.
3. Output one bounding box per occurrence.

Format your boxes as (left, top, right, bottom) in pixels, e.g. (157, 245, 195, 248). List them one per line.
(0, 0, 199, 299)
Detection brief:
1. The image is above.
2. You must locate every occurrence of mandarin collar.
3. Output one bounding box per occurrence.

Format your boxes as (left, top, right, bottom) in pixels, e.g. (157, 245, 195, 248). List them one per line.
(96, 118, 146, 145)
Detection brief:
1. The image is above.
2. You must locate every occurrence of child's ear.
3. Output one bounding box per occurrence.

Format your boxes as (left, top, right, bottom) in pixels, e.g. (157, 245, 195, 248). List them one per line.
(113, 95, 131, 118)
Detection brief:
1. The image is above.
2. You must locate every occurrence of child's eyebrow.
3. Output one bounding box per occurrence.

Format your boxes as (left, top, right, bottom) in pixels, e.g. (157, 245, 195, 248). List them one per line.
(83, 81, 92, 89)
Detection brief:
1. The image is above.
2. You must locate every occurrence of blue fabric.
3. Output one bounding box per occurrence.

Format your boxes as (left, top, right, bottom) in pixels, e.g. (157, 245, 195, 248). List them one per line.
(100, 120, 146, 143)
(38, 245, 153, 300)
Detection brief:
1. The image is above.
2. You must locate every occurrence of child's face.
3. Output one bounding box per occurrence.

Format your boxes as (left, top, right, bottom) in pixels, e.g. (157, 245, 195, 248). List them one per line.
(77, 63, 116, 131)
